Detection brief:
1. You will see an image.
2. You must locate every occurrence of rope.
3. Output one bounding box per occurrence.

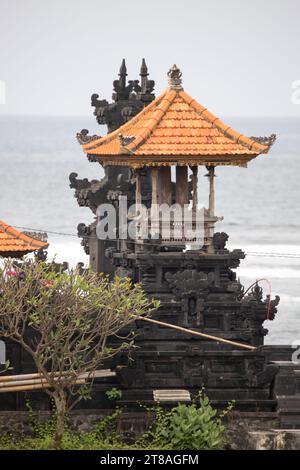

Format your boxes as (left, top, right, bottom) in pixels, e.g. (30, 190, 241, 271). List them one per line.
(10, 225, 300, 259)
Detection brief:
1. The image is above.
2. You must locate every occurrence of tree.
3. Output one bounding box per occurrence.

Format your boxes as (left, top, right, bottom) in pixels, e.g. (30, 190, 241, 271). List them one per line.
(0, 259, 158, 448)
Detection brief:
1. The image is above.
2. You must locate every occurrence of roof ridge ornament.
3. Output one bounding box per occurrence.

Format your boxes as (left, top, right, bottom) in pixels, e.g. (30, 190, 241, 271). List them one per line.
(168, 64, 183, 91)
(76, 129, 100, 145)
(249, 133, 277, 148)
(118, 133, 135, 147)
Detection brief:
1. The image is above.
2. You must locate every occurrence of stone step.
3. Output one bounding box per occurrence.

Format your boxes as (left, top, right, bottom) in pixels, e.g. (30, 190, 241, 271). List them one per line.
(247, 430, 300, 450)
(153, 389, 191, 402)
(277, 395, 300, 410)
(277, 396, 300, 429)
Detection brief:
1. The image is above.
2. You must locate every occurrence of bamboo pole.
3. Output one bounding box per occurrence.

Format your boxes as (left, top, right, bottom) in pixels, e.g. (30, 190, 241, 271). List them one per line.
(0, 371, 115, 389)
(0, 369, 115, 383)
(0, 377, 54, 388)
(137, 316, 256, 351)
(0, 378, 86, 394)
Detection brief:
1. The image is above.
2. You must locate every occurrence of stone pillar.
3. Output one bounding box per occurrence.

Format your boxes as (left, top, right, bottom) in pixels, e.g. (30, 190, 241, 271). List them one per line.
(176, 166, 188, 207)
(90, 236, 114, 277)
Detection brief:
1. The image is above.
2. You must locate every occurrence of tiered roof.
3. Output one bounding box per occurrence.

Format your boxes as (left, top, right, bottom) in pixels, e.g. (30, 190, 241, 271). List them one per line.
(79, 65, 275, 168)
(0, 220, 48, 258)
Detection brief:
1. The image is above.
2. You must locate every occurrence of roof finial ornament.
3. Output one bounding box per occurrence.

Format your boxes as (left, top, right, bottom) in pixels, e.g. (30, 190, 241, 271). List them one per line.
(167, 64, 183, 91)
(119, 58, 127, 77)
(140, 58, 148, 77)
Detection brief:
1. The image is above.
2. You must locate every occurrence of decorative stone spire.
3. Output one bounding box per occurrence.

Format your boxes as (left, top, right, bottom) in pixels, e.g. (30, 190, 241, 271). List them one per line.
(140, 58, 148, 77)
(119, 58, 127, 89)
(140, 58, 149, 94)
(167, 64, 183, 91)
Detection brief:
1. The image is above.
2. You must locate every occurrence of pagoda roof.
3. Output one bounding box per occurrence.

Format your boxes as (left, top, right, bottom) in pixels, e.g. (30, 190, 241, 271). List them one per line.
(79, 65, 275, 168)
(0, 220, 49, 258)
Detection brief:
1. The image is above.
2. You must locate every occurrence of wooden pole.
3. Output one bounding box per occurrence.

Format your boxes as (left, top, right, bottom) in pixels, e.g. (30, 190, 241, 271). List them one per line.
(208, 166, 215, 217)
(0, 377, 57, 388)
(151, 167, 160, 238)
(176, 166, 188, 207)
(159, 167, 172, 205)
(0, 379, 86, 394)
(135, 169, 142, 243)
(0, 369, 115, 383)
(191, 166, 198, 216)
(136, 316, 256, 351)
(135, 169, 142, 207)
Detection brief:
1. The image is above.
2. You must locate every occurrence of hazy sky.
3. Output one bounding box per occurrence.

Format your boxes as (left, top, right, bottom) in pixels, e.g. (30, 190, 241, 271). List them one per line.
(1, 0, 300, 117)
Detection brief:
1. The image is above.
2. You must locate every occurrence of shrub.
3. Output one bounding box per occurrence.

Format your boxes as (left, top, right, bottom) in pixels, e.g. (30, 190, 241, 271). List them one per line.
(137, 392, 234, 450)
(0, 393, 233, 450)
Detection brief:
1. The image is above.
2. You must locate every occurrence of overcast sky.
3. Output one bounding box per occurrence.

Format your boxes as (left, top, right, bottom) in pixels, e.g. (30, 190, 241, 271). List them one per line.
(0, 0, 300, 117)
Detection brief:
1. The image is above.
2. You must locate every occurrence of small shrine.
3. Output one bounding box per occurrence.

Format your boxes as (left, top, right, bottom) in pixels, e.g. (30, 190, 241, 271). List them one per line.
(78, 64, 275, 250)
(70, 63, 284, 415)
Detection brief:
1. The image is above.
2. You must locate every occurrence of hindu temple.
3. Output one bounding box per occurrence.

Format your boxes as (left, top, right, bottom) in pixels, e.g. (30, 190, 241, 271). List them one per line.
(1, 61, 299, 434)
(68, 61, 300, 430)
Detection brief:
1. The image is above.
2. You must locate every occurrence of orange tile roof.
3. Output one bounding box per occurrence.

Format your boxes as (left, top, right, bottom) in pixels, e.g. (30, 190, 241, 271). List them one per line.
(80, 66, 275, 168)
(0, 220, 49, 258)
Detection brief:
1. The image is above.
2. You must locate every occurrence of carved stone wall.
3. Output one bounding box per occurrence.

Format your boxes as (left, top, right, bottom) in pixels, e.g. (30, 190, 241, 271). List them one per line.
(100, 234, 281, 408)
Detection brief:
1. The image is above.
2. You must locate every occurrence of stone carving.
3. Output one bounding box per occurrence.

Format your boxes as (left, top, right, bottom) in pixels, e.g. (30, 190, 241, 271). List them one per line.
(164, 269, 215, 327)
(265, 295, 280, 321)
(69, 172, 91, 190)
(165, 269, 213, 297)
(76, 129, 99, 144)
(34, 249, 48, 262)
(71, 60, 154, 267)
(115, 266, 133, 279)
(22, 231, 48, 243)
(138, 58, 155, 98)
(250, 134, 277, 147)
(168, 64, 183, 90)
(91, 59, 155, 133)
(118, 134, 135, 147)
(252, 282, 263, 301)
(213, 232, 229, 250)
(77, 223, 91, 255)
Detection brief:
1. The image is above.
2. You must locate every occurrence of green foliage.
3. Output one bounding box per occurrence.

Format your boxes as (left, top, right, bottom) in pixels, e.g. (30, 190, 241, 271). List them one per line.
(0, 259, 159, 448)
(26, 400, 63, 441)
(137, 392, 234, 450)
(106, 387, 122, 401)
(0, 359, 13, 374)
(0, 393, 233, 450)
(156, 401, 223, 450)
(0, 407, 125, 450)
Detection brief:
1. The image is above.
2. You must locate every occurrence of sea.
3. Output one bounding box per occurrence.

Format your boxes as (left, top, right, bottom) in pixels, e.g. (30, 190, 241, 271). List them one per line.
(0, 115, 299, 345)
